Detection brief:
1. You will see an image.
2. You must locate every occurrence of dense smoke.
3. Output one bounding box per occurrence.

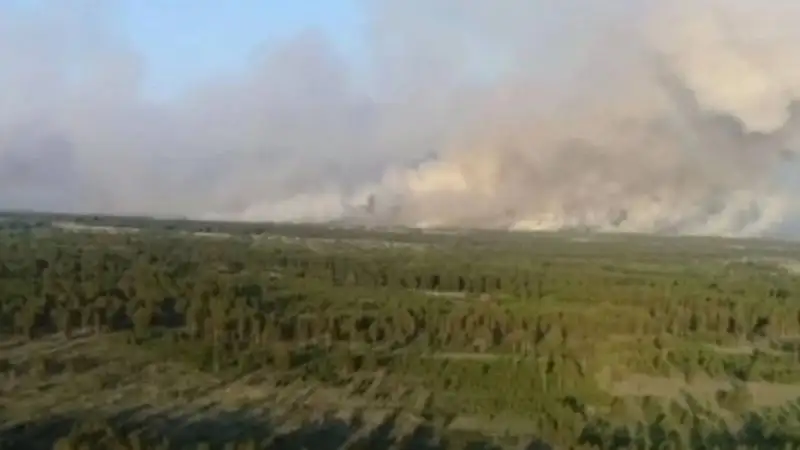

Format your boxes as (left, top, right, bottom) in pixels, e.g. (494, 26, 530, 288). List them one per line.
(2, 0, 800, 237)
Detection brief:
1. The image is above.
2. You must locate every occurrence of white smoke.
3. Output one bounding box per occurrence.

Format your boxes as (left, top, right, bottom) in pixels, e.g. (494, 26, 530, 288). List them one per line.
(348, 0, 800, 236)
(1, 0, 800, 237)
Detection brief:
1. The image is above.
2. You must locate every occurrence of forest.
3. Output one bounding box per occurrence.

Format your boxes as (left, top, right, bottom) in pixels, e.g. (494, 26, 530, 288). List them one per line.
(3, 212, 800, 449)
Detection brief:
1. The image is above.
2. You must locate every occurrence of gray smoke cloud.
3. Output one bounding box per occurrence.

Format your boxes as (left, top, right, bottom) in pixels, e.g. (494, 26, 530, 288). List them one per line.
(2, 0, 800, 237)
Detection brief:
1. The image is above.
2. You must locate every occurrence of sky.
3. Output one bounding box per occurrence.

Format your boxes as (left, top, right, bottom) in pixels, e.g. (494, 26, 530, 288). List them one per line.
(120, 1, 367, 101)
(5, 0, 368, 101)
(2, 0, 800, 237)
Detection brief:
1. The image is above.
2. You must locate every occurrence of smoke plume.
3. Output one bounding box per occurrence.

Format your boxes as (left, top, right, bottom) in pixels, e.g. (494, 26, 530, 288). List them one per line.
(2, 0, 800, 237)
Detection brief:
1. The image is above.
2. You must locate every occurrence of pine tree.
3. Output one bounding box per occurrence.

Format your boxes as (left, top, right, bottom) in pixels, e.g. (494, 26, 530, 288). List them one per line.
(52, 306, 72, 339)
(132, 305, 153, 342)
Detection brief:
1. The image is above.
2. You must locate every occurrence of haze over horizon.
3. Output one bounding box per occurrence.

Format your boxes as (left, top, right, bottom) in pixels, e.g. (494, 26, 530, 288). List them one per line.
(2, 0, 800, 237)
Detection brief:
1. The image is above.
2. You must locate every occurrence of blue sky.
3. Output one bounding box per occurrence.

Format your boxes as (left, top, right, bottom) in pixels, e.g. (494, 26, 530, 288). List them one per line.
(117, 0, 367, 100)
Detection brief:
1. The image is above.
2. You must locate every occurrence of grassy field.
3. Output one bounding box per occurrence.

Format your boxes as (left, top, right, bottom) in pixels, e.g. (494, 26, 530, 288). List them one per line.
(3, 212, 800, 449)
